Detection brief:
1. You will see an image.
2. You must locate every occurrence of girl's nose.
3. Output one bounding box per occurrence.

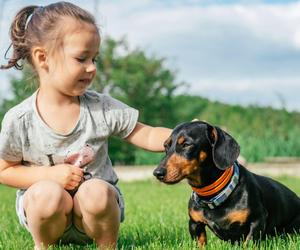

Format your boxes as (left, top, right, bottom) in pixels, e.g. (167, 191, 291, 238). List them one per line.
(86, 63, 96, 73)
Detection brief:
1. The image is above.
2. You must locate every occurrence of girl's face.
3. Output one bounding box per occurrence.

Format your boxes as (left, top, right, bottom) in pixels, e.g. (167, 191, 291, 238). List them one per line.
(45, 17, 100, 96)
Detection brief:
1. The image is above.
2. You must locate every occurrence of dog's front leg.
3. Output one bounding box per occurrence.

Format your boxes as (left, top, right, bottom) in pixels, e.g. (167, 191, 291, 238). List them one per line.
(244, 218, 266, 246)
(189, 219, 207, 247)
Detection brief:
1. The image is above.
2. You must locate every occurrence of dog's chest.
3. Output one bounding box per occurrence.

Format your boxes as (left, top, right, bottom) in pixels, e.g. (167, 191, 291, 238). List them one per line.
(189, 206, 251, 239)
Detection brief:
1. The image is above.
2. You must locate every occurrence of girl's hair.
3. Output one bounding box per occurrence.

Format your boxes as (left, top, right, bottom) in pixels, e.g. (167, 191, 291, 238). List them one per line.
(1, 1, 98, 70)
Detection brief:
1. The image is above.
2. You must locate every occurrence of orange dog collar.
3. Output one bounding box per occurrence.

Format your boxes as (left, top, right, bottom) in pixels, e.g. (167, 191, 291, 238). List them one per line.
(192, 166, 234, 197)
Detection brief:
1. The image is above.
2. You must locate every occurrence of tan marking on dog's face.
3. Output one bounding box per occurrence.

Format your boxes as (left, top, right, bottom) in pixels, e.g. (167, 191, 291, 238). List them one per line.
(163, 154, 198, 183)
(199, 151, 207, 162)
(177, 136, 185, 145)
(189, 209, 206, 223)
(226, 209, 250, 225)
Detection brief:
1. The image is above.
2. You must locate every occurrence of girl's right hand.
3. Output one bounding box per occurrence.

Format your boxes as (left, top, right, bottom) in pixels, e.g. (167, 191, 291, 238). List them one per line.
(48, 164, 84, 190)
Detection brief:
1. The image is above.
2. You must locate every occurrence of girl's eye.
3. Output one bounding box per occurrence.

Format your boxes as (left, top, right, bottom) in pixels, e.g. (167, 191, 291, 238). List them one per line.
(76, 57, 98, 63)
(76, 58, 86, 63)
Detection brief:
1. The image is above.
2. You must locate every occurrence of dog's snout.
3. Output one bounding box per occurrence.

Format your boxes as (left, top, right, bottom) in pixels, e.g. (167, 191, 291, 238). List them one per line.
(153, 167, 167, 180)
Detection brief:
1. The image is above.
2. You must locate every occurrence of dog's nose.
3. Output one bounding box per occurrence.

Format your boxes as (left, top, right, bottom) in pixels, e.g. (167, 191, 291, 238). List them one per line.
(153, 167, 166, 180)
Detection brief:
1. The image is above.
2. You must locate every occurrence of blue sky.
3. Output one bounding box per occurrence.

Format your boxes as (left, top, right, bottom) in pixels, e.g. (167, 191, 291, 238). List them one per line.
(1, 0, 300, 111)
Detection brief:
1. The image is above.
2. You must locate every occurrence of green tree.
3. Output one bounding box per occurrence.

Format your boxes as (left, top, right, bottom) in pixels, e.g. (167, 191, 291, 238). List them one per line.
(93, 37, 183, 127)
(92, 37, 184, 164)
(0, 65, 37, 120)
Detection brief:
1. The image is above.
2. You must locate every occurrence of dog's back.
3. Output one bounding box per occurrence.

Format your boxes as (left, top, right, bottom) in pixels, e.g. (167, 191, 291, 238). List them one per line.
(250, 170, 300, 235)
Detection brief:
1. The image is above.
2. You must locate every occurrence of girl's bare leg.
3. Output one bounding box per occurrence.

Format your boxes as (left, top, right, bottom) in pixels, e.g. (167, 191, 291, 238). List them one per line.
(73, 179, 120, 249)
(23, 180, 73, 249)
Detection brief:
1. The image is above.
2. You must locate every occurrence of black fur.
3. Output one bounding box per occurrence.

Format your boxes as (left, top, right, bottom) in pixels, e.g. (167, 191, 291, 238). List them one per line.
(154, 121, 300, 245)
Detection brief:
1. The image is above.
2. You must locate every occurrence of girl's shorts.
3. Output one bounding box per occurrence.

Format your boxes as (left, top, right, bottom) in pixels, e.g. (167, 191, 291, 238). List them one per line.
(15, 181, 125, 245)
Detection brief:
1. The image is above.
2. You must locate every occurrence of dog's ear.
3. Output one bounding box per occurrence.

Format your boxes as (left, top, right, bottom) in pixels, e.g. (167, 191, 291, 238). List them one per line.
(205, 124, 240, 170)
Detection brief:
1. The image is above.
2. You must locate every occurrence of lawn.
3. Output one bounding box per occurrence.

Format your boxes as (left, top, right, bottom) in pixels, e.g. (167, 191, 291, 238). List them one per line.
(0, 175, 299, 249)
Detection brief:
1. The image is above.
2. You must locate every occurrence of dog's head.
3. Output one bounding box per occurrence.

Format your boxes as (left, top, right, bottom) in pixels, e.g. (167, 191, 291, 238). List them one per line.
(153, 121, 240, 185)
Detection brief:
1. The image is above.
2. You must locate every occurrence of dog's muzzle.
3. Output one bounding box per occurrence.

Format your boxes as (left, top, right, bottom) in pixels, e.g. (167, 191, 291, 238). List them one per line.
(153, 167, 167, 181)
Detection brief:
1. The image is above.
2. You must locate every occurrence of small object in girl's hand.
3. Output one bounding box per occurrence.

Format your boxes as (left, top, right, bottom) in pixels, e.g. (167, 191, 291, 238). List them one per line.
(64, 145, 95, 195)
(65, 145, 95, 167)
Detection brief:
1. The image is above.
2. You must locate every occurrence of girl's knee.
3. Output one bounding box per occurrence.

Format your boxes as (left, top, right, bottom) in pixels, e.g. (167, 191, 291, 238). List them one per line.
(24, 180, 71, 218)
(77, 179, 118, 215)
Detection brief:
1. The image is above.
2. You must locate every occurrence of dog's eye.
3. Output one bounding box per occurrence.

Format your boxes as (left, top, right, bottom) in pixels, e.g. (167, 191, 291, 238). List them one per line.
(182, 142, 193, 149)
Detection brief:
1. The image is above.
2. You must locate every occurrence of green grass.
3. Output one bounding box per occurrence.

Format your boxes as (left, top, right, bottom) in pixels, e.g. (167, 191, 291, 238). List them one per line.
(0, 176, 300, 249)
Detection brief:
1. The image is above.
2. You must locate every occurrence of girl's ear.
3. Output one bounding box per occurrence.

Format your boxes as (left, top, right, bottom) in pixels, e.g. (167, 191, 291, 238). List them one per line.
(31, 46, 48, 70)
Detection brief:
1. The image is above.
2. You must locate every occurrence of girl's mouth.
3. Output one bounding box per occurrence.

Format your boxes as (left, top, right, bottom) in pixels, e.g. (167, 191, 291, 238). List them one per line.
(79, 79, 91, 85)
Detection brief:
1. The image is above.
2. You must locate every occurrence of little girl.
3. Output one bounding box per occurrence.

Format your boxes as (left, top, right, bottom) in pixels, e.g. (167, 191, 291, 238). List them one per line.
(0, 2, 171, 249)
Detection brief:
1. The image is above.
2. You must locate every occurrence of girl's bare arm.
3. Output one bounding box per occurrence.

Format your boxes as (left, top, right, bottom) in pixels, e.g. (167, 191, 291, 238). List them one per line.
(0, 159, 83, 190)
(125, 122, 172, 152)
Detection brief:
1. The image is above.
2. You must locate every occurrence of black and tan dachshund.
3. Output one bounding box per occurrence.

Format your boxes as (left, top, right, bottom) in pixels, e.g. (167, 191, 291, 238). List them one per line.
(153, 121, 300, 246)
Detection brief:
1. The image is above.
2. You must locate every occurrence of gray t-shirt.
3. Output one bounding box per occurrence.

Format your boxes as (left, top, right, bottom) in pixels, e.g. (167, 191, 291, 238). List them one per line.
(0, 90, 139, 187)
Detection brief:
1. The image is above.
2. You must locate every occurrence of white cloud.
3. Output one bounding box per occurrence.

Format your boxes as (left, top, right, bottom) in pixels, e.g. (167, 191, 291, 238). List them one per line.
(94, 1, 300, 110)
(293, 31, 300, 49)
(97, 2, 300, 74)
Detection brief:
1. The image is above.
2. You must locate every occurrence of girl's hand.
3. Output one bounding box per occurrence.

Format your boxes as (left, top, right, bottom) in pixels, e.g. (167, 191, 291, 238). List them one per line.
(48, 164, 84, 190)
